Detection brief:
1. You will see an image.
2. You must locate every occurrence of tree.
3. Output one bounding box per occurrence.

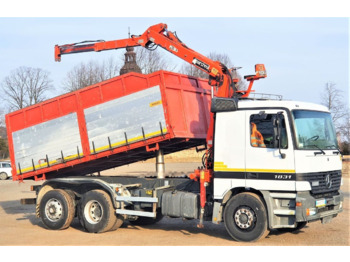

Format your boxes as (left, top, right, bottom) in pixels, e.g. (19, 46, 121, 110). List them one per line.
(0, 108, 8, 159)
(340, 110, 350, 142)
(179, 52, 247, 90)
(135, 48, 176, 74)
(62, 57, 120, 92)
(338, 110, 350, 154)
(320, 82, 349, 154)
(1, 66, 53, 110)
(0, 107, 4, 128)
(0, 136, 8, 159)
(320, 82, 347, 127)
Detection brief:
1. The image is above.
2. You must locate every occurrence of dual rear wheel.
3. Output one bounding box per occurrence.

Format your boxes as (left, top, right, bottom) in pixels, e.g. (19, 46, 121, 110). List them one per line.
(39, 189, 75, 230)
(39, 189, 123, 233)
(78, 189, 124, 233)
(39, 189, 272, 241)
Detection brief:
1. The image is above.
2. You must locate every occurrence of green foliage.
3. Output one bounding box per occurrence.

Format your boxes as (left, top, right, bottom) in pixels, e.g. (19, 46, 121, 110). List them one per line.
(0, 137, 9, 159)
(340, 141, 350, 155)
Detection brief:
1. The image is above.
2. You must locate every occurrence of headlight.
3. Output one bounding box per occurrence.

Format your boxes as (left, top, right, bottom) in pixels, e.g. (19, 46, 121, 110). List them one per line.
(306, 208, 317, 216)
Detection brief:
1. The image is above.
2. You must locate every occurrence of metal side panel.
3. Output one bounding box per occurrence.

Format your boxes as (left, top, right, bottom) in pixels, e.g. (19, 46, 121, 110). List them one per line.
(12, 113, 83, 174)
(84, 85, 167, 153)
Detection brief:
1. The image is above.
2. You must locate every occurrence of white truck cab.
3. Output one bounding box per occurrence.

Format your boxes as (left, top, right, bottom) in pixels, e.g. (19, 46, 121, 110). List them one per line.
(212, 98, 343, 237)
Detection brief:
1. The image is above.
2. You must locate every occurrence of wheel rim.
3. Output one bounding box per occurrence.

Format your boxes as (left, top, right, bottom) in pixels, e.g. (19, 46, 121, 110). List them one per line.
(45, 198, 63, 222)
(234, 206, 256, 230)
(84, 200, 103, 224)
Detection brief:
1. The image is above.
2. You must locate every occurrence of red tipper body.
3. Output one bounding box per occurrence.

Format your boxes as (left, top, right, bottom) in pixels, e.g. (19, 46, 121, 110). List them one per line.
(5, 71, 211, 181)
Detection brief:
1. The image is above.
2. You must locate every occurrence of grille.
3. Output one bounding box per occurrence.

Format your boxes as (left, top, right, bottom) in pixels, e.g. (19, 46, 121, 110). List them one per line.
(297, 170, 342, 197)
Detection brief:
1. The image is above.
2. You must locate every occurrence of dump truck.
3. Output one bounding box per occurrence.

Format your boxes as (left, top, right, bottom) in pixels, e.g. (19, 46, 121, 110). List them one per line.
(6, 23, 343, 242)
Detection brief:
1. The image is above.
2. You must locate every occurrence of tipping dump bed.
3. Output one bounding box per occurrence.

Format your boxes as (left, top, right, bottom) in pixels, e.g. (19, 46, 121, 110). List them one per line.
(6, 71, 211, 180)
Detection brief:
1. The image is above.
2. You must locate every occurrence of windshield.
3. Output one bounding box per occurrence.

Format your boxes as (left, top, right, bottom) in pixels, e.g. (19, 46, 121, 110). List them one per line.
(292, 110, 338, 150)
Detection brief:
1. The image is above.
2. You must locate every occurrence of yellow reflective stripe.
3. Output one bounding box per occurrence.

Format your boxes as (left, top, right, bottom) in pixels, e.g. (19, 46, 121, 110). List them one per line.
(18, 127, 169, 174)
(214, 162, 295, 173)
(17, 153, 84, 174)
(215, 167, 246, 172)
(246, 168, 295, 173)
(149, 100, 162, 107)
(91, 128, 168, 154)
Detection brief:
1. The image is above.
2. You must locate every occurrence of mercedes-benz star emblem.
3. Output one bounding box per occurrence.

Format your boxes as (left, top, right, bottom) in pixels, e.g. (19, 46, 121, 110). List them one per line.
(325, 174, 332, 189)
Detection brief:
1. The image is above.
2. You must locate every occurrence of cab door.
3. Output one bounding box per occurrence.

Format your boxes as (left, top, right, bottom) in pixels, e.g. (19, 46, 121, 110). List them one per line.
(245, 109, 296, 191)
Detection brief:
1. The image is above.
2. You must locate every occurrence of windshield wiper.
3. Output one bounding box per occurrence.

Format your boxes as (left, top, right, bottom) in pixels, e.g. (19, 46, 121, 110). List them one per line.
(326, 145, 341, 155)
(305, 144, 326, 155)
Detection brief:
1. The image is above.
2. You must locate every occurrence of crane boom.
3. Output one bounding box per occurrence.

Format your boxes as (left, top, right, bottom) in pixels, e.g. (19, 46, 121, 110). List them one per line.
(55, 23, 265, 98)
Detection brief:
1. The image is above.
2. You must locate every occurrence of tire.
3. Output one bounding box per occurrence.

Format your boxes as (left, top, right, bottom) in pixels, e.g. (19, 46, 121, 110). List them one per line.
(0, 172, 8, 180)
(39, 189, 75, 230)
(129, 208, 163, 226)
(78, 189, 118, 233)
(224, 192, 270, 242)
(109, 214, 124, 231)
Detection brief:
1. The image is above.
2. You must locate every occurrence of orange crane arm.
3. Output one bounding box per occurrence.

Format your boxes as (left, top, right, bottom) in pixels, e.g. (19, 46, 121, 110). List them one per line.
(55, 23, 267, 228)
(55, 23, 240, 98)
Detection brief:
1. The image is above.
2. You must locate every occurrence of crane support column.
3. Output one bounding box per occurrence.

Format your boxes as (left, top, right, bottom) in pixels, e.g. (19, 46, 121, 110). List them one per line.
(156, 149, 165, 179)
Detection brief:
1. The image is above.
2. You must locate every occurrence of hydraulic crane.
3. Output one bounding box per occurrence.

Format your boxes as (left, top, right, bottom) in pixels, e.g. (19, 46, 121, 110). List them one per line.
(54, 23, 267, 227)
(55, 23, 266, 99)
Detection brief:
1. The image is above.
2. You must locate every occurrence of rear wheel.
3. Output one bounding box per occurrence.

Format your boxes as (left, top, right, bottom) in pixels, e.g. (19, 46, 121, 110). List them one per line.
(224, 192, 270, 242)
(78, 190, 120, 233)
(39, 189, 75, 230)
(0, 172, 8, 180)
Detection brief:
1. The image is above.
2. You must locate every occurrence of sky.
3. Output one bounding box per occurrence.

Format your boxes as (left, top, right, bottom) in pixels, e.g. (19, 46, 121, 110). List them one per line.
(0, 17, 348, 109)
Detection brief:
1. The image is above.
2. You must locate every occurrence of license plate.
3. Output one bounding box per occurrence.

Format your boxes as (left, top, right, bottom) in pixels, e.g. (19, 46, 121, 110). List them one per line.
(316, 199, 326, 207)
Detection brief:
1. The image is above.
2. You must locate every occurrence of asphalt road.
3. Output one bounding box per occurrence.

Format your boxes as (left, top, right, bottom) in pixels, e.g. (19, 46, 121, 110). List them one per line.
(0, 162, 348, 249)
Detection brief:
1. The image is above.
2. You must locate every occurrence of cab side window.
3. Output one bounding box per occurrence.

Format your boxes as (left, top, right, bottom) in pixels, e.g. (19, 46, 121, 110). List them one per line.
(250, 113, 288, 149)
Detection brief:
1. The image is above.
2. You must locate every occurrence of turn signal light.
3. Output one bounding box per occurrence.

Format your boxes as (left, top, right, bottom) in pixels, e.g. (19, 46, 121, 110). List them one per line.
(296, 202, 302, 207)
(306, 208, 317, 216)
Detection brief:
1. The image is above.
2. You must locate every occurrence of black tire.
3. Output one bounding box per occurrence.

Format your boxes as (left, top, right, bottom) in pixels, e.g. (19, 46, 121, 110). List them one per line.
(109, 214, 124, 231)
(39, 189, 75, 230)
(0, 172, 8, 180)
(224, 192, 270, 242)
(277, 222, 307, 232)
(78, 189, 118, 233)
(129, 208, 163, 226)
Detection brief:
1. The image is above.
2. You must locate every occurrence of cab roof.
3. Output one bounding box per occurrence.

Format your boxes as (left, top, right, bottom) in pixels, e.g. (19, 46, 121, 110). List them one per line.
(237, 99, 329, 113)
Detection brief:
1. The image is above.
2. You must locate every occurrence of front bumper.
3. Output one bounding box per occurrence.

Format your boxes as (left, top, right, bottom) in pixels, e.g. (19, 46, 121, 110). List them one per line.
(295, 191, 343, 223)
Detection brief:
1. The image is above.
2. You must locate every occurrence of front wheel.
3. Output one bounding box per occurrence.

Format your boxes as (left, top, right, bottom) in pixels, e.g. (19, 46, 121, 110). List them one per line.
(224, 192, 270, 242)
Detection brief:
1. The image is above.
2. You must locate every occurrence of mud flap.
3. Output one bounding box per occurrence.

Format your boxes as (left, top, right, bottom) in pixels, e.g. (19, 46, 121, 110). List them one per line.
(321, 215, 333, 224)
